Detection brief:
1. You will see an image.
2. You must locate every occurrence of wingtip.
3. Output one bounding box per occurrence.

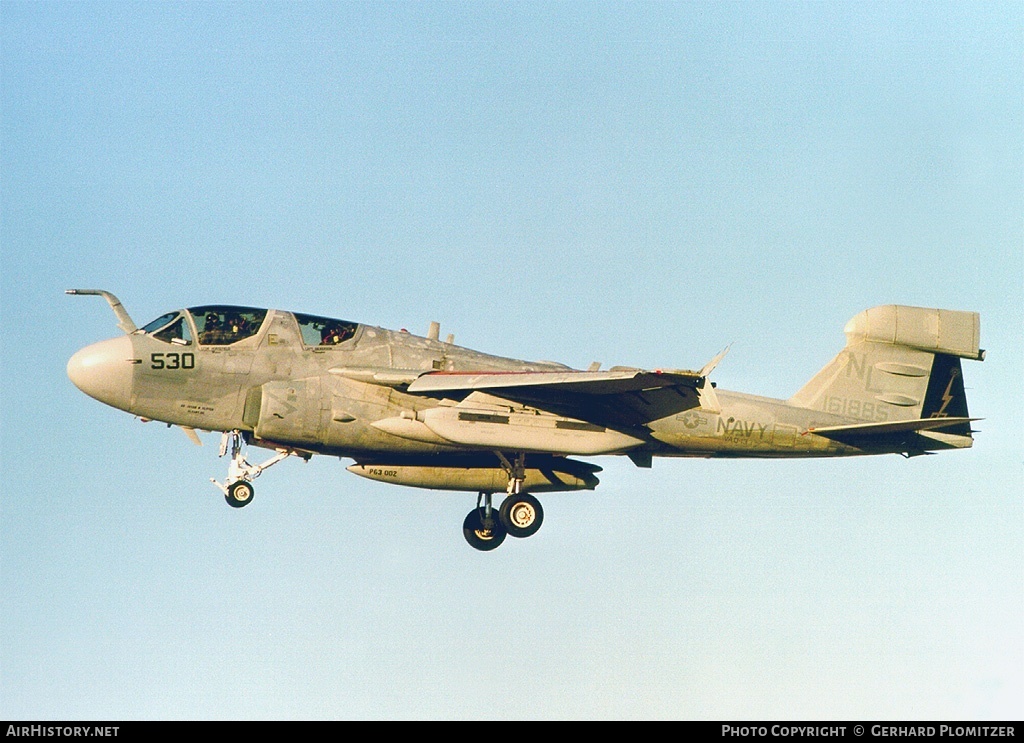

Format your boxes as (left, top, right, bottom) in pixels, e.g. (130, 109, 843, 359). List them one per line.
(699, 344, 732, 378)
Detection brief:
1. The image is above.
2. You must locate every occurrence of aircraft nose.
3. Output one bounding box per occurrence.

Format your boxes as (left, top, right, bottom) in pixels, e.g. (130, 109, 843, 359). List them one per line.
(67, 335, 135, 411)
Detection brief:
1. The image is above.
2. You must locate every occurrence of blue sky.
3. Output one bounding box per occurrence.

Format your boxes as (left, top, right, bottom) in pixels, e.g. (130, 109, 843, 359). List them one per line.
(2, 1, 1021, 720)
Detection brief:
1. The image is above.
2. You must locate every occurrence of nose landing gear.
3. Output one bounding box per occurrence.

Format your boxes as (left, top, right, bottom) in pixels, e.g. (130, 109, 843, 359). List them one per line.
(211, 430, 297, 508)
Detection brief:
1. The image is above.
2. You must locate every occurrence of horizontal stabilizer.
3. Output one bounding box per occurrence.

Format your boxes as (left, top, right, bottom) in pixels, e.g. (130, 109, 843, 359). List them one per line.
(807, 417, 979, 440)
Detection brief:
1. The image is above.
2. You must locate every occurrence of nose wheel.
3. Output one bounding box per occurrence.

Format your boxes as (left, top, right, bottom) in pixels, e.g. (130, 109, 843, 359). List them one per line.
(225, 480, 255, 508)
(211, 430, 298, 508)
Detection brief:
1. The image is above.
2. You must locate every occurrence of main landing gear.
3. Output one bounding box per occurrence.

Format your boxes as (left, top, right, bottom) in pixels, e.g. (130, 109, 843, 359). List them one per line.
(462, 453, 546, 551)
(463, 493, 506, 551)
(211, 430, 297, 508)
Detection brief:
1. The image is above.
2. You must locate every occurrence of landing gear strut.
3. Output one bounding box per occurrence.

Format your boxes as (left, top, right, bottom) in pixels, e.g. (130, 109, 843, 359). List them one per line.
(462, 453, 546, 550)
(496, 451, 526, 496)
(463, 492, 507, 551)
(211, 430, 295, 508)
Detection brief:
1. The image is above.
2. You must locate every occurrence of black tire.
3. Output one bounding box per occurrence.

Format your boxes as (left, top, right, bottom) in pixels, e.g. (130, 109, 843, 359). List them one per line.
(463, 507, 507, 551)
(499, 493, 544, 538)
(226, 480, 254, 508)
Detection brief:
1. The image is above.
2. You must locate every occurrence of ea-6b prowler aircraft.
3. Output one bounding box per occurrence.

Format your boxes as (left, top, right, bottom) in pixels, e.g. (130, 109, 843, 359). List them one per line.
(67, 290, 984, 550)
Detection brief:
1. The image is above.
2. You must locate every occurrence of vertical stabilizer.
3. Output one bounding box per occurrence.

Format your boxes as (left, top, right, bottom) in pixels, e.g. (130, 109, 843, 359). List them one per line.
(789, 305, 981, 427)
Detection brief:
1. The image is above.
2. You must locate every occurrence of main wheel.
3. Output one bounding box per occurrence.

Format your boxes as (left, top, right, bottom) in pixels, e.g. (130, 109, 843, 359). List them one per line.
(463, 507, 507, 551)
(226, 480, 254, 508)
(499, 493, 544, 538)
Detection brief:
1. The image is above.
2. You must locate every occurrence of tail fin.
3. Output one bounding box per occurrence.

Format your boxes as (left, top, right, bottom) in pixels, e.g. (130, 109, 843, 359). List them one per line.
(919, 352, 972, 436)
(789, 306, 983, 437)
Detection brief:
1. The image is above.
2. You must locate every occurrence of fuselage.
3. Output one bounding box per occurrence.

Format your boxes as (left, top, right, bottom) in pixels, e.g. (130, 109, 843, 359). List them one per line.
(68, 305, 889, 461)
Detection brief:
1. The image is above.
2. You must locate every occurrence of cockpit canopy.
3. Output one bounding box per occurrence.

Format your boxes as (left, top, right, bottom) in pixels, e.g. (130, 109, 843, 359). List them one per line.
(140, 306, 358, 348)
(139, 311, 193, 345)
(293, 312, 357, 347)
(190, 306, 267, 346)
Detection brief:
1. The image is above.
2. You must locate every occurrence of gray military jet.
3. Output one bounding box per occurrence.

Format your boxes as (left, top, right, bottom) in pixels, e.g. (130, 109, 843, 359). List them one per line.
(67, 290, 984, 550)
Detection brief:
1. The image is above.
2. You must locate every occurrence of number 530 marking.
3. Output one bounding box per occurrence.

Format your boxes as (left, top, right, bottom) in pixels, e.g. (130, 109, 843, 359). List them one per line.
(151, 352, 195, 370)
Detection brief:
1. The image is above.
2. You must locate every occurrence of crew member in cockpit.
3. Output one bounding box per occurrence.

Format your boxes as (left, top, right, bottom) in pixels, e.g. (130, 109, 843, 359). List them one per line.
(200, 312, 224, 345)
(224, 313, 245, 341)
(321, 322, 354, 345)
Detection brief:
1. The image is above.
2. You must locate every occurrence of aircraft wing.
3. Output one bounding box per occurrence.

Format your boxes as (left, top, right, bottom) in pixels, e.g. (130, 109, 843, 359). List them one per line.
(406, 369, 708, 427)
(406, 369, 704, 395)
